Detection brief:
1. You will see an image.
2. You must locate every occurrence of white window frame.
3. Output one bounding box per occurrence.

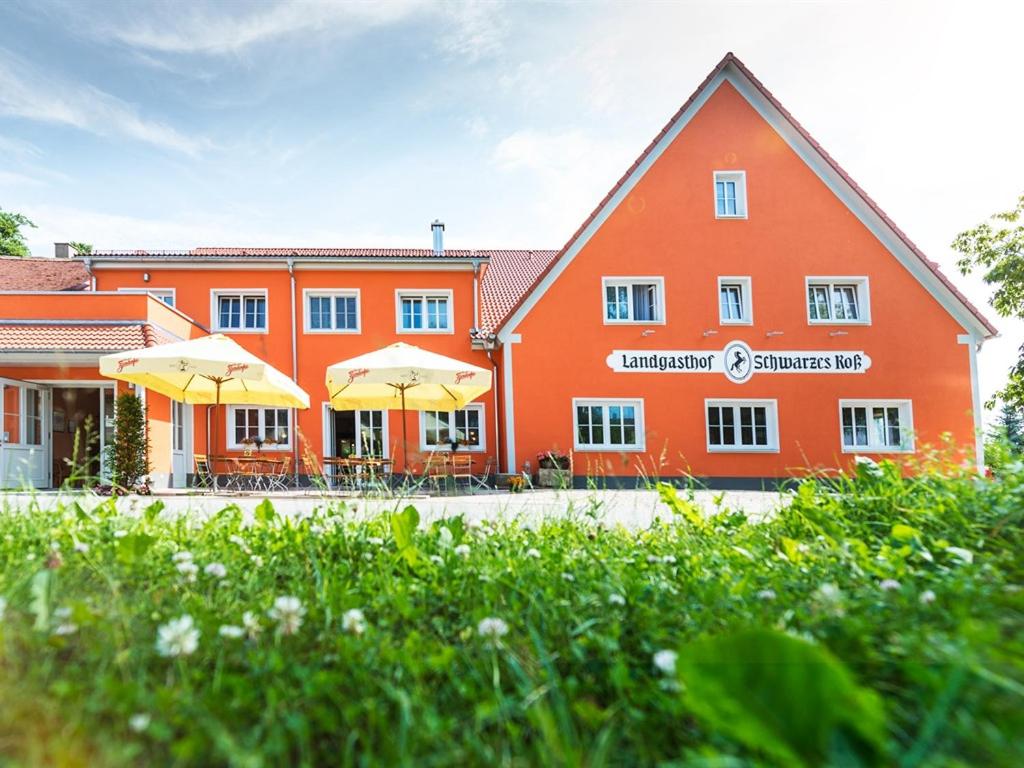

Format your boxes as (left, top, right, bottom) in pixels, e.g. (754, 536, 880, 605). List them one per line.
(713, 170, 747, 219)
(805, 277, 871, 325)
(572, 398, 645, 452)
(395, 289, 454, 334)
(717, 276, 753, 325)
(838, 399, 914, 453)
(211, 289, 269, 333)
(226, 406, 292, 450)
(302, 289, 361, 334)
(601, 277, 666, 325)
(117, 287, 177, 307)
(704, 399, 779, 453)
(419, 404, 486, 452)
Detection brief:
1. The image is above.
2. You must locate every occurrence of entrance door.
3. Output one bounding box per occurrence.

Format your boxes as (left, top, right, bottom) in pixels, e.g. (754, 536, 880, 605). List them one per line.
(170, 400, 192, 488)
(325, 407, 388, 459)
(0, 378, 50, 489)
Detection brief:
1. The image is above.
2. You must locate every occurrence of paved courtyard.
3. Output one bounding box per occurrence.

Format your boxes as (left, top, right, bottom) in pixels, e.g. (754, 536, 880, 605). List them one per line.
(0, 487, 786, 528)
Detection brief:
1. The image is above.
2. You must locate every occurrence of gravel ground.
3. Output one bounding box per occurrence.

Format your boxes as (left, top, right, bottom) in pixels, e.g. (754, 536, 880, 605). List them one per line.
(0, 487, 787, 528)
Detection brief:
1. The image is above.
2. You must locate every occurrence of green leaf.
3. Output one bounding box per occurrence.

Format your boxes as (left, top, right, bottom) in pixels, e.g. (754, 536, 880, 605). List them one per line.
(780, 537, 803, 563)
(676, 629, 886, 767)
(116, 532, 155, 565)
(891, 524, 919, 542)
(29, 569, 53, 632)
(143, 500, 165, 524)
(657, 483, 706, 530)
(255, 498, 277, 526)
(390, 505, 420, 565)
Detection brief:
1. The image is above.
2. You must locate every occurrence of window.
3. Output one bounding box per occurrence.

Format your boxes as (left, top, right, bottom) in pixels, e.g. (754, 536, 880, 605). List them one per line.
(228, 406, 291, 449)
(172, 400, 185, 452)
(705, 400, 778, 452)
(840, 401, 913, 452)
(305, 291, 359, 333)
(24, 388, 42, 446)
(718, 276, 752, 324)
(214, 291, 267, 331)
(602, 278, 665, 324)
(713, 171, 747, 218)
(397, 291, 452, 333)
(806, 278, 870, 324)
(573, 399, 644, 451)
(117, 288, 175, 307)
(421, 405, 485, 451)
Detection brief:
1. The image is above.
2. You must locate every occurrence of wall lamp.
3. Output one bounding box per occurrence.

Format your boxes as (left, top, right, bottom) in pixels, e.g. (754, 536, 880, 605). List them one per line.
(766, 330, 784, 337)
(641, 329, 656, 337)
(143, 272, 151, 282)
(829, 330, 848, 337)
(702, 329, 718, 337)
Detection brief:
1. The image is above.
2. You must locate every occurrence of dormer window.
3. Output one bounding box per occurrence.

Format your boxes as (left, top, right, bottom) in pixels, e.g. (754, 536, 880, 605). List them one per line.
(714, 171, 747, 219)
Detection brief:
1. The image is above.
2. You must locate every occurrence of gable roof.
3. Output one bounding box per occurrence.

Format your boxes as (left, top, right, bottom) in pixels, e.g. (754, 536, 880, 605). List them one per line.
(495, 53, 997, 340)
(0, 256, 90, 292)
(88, 247, 503, 261)
(479, 250, 559, 332)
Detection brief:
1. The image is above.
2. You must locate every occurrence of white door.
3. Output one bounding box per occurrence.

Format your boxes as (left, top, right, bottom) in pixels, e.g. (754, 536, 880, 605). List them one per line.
(0, 378, 50, 489)
(170, 400, 191, 488)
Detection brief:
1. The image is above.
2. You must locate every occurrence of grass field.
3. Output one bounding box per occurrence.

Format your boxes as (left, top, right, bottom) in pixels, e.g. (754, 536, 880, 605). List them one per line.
(0, 459, 1021, 766)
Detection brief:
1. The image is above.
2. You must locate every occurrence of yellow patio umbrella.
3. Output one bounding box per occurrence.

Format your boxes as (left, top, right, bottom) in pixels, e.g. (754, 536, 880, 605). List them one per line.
(325, 342, 491, 470)
(100, 333, 309, 455)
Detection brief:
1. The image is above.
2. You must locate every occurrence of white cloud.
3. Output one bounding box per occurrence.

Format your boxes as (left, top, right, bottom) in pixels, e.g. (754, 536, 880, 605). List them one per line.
(0, 49, 209, 156)
(102, 0, 428, 55)
(437, 1, 508, 61)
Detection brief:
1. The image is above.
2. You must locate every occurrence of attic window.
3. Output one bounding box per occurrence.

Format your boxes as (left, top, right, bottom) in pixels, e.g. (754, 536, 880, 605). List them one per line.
(714, 171, 747, 219)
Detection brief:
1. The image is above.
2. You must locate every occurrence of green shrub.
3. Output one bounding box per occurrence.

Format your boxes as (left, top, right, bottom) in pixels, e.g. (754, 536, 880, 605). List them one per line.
(0, 461, 1020, 766)
(107, 392, 149, 490)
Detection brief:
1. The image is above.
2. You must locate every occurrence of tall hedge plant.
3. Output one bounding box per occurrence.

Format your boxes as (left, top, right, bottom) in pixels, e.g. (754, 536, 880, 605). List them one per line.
(109, 392, 149, 490)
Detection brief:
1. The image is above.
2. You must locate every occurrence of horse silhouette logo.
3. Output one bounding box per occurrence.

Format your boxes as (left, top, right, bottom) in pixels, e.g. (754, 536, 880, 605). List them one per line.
(722, 341, 754, 383)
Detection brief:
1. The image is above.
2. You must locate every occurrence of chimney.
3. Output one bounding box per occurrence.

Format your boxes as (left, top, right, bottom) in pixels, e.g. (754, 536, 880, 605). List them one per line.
(54, 242, 72, 259)
(431, 219, 445, 255)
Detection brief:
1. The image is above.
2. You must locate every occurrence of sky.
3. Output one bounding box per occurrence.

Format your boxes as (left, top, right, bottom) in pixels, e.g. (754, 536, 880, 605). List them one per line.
(0, 0, 1021, 414)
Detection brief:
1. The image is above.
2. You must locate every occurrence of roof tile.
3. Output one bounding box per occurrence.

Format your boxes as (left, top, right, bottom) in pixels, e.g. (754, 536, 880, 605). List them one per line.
(0, 257, 90, 291)
(0, 323, 178, 353)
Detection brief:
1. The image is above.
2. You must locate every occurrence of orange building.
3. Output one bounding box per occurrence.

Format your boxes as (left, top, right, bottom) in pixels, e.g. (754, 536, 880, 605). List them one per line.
(0, 54, 996, 490)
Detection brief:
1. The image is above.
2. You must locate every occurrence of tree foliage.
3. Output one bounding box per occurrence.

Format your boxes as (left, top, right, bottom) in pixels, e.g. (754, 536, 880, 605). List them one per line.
(953, 193, 1024, 409)
(0, 206, 36, 258)
(68, 241, 93, 255)
(109, 393, 150, 490)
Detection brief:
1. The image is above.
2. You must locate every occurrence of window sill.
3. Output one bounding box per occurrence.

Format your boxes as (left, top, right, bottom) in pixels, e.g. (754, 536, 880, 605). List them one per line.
(573, 446, 645, 453)
(214, 328, 269, 335)
(706, 446, 779, 454)
(714, 214, 748, 220)
(807, 320, 870, 326)
(719, 319, 753, 326)
(303, 328, 361, 335)
(841, 447, 914, 454)
(228, 446, 293, 452)
(602, 319, 666, 326)
(423, 446, 486, 453)
(397, 329, 455, 335)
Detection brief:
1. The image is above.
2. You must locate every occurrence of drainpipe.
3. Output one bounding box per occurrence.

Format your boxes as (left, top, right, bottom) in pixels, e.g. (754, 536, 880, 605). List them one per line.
(486, 346, 501, 477)
(472, 259, 481, 329)
(83, 257, 95, 290)
(288, 258, 299, 485)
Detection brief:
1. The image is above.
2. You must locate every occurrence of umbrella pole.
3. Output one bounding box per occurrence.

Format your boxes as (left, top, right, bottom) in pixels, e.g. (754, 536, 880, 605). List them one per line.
(400, 385, 409, 474)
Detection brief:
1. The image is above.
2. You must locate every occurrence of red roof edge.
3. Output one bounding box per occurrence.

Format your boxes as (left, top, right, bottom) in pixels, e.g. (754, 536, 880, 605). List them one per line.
(495, 52, 997, 339)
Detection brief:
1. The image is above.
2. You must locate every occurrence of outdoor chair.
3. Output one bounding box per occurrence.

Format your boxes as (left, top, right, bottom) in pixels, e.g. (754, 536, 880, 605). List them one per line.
(302, 455, 332, 493)
(193, 454, 215, 491)
(450, 453, 474, 493)
(470, 456, 495, 491)
(267, 455, 292, 492)
(423, 452, 450, 494)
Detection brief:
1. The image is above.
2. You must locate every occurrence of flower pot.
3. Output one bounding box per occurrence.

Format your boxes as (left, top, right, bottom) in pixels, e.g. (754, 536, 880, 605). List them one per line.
(536, 468, 571, 489)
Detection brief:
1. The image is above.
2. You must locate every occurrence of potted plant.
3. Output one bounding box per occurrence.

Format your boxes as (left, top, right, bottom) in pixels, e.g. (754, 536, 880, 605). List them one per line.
(536, 451, 571, 488)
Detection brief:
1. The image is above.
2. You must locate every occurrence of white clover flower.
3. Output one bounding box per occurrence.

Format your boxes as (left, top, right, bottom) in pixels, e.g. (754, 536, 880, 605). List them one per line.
(73, 541, 89, 554)
(429, 554, 444, 566)
(661, 555, 677, 565)
(946, 547, 973, 565)
(128, 713, 151, 733)
(176, 561, 199, 580)
(757, 589, 777, 601)
(250, 555, 264, 567)
(25, 553, 36, 562)
(525, 548, 541, 559)
(608, 593, 626, 606)
(477, 617, 509, 641)
(113, 529, 129, 539)
(454, 544, 471, 558)
(268, 596, 305, 636)
(242, 611, 263, 640)
(342, 608, 367, 636)
(919, 589, 937, 605)
(367, 536, 384, 546)
(438, 527, 454, 548)
(228, 534, 247, 548)
(814, 582, 845, 616)
(52, 606, 79, 636)
(561, 572, 575, 582)
(646, 555, 659, 564)
(172, 551, 193, 563)
(204, 562, 228, 579)
(156, 615, 200, 658)
(0, 596, 7, 621)
(653, 649, 678, 676)
(218, 625, 245, 639)
(879, 579, 901, 592)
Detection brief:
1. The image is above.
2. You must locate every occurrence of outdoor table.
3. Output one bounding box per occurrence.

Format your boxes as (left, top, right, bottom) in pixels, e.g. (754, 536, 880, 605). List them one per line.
(324, 457, 393, 491)
(211, 456, 283, 491)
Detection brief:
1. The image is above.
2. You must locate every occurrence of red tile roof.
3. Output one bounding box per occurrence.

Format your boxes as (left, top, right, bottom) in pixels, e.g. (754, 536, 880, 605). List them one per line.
(0, 322, 178, 353)
(479, 250, 559, 332)
(493, 53, 997, 339)
(0, 257, 90, 291)
(90, 247, 500, 260)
